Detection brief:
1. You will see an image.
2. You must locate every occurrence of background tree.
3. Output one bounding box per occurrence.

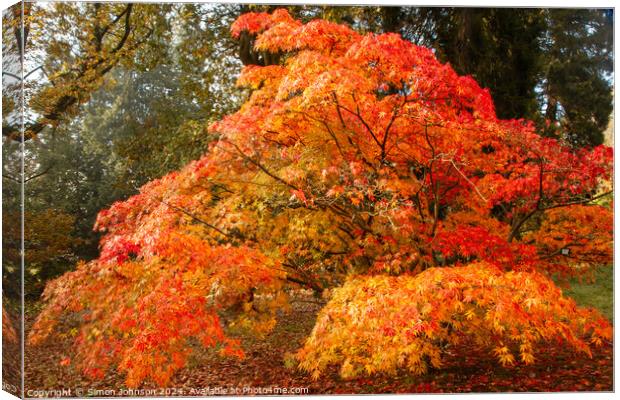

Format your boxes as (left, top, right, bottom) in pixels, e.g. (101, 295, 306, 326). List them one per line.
(540, 9, 613, 146)
(3, 2, 171, 140)
(378, 7, 613, 147)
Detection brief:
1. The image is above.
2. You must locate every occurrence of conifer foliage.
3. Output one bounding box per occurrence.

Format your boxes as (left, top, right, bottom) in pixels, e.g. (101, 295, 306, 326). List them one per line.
(29, 10, 613, 387)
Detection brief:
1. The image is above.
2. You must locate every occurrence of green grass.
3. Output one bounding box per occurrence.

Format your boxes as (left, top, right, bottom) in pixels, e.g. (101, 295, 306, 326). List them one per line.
(562, 265, 613, 321)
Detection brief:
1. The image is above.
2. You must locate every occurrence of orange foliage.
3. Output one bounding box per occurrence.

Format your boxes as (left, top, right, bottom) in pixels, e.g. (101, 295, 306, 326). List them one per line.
(298, 263, 611, 379)
(30, 9, 613, 386)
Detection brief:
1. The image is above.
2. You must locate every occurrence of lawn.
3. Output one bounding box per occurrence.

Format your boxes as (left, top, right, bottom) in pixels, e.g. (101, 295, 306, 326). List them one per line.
(563, 265, 613, 321)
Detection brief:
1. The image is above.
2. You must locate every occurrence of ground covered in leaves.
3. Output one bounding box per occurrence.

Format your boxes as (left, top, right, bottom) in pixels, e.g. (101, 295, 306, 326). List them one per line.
(2, 332, 21, 397)
(24, 298, 612, 396)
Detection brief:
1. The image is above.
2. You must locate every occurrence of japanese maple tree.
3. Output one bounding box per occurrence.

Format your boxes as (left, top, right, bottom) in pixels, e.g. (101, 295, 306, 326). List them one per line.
(29, 9, 613, 387)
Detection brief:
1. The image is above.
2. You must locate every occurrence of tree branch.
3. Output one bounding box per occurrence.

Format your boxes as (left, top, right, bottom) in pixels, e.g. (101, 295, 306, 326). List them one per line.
(159, 198, 234, 239)
(226, 140, 300, 191)
(112, 4, 133, 53)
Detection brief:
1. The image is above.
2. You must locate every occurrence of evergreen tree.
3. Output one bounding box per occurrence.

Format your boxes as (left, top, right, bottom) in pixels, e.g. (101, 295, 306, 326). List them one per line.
(541, 9, 613, 146)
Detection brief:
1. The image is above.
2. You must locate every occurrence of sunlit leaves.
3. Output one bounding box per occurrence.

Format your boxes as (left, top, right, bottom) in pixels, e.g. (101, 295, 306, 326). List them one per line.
(298, 263, 612, 379)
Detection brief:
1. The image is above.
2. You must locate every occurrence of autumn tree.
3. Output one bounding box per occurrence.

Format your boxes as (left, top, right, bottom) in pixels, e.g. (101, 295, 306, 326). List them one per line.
(29, 10, 613, 387)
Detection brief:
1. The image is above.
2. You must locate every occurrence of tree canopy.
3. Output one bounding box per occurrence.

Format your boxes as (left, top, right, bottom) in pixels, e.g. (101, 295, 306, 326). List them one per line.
(29, 9, 613, 387)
